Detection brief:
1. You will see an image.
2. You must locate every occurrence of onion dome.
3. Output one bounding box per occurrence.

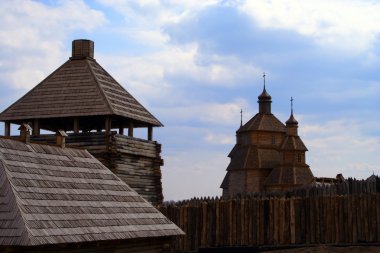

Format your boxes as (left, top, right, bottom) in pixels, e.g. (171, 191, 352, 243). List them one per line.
(286, 97, 298, 125)
(257, 73, 272, 114)
(258, 86, 272, 101)
(286, 113, 298, 125)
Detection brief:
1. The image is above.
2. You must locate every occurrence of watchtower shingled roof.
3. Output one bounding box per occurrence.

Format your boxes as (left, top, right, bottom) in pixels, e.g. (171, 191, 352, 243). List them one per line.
(0, 39, 162, 134)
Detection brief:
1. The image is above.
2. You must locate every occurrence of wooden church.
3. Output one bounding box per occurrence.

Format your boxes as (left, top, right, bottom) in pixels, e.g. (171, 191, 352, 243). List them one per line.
(220, 75, 314, 197)
(0, 40, 164, 205)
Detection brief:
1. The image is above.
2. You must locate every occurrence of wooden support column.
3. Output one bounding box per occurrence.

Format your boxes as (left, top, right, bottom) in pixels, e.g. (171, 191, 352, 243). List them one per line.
(105, 116, 111, 133)
(33, 119, 40, 136)
(4, 121, 10, 137)
(148, 126, 153, 141)
(128, 122, 134, 137)
(73, 117, 79, 133)
(119, 126, 124, 135)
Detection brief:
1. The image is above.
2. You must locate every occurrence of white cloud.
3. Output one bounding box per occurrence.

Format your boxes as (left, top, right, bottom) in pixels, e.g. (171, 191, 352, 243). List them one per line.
(96, 0, 219, 46)
(98, 44, 261, 105)
(0, 0, 106, 90)
(300, 118, 380, 179)
(205, 133, 235, 145)
(162, 150, 228, 200)
(240, 0, 380, 51)
(156, 99, 249, 126)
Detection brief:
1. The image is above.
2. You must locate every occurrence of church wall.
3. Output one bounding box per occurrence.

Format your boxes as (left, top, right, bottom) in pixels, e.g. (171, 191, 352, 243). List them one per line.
(283, 152, 294, 164)
(225, 170, 245, 196)
(246, 169, 271, 193)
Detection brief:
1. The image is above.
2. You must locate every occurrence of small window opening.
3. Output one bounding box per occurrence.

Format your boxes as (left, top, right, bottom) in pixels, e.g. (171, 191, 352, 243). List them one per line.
(271, 135, 276, 145)
(297, 154, 302, 163)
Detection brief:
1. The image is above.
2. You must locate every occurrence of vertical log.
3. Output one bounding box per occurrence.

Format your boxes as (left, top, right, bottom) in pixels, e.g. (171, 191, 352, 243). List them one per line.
(33, 119, 40, 136)
(352, 195, 358, 243)
(128, 122, 134, 137)
(201, 202, 207, 248)
(215, 200, 220, 246)
(74, 117, 79, 133)
(315, 196, 320, 243)
(259, 197, 265, 245)
(290, 198, 296, 244)
(377, 194, 380, 242)
(309, 196, 315, 244)
(279, 198, 285, 244)
(240, 197, 246, 246)
(364, 194, 370, 242)
(305, 196, 311, 244)
(4, 121, 10, 137)
(270, 198, 276, 244)
(119, 126, 124, 135)
(148, 126, 153, 141)
(347, 195, 353, 243)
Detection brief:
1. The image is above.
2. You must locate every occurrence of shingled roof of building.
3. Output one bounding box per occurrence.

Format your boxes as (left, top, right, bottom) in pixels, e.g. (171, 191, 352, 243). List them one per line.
(237, 113, 286, 133)
(0, 137, 183, 246)
(263, 166, 314, 187)
(279, 135, 308, 151)
(0, 40, 162, 127)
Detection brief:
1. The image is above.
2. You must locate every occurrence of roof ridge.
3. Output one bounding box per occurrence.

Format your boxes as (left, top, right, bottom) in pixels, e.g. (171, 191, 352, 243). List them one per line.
(90, 60, 163, 126)
(0, 159, 32, 245)
(85, 59, 115, 115)
(0, 60, 70, 120)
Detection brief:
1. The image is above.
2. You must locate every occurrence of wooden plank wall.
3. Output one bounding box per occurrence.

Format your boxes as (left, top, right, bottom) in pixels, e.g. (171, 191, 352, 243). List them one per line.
(31, 132, 164, 205)
(112, 134, 163, 205)
(159, 179, 380, 252)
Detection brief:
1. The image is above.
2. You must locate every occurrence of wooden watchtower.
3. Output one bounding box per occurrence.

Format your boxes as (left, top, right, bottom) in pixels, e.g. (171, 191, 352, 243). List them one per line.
(0, 39, 164, 205)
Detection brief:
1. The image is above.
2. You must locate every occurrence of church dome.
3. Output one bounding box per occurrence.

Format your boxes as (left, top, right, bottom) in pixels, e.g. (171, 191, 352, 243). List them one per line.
(286, 113, 298, 125)
(258, 88, 272, 101)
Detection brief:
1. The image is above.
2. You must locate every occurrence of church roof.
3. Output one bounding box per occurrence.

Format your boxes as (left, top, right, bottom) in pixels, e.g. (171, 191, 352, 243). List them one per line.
(0, 137, 182, 246)
(258, 87, 271, 101)
(285, 113, 298, 125)
(279, 135, 308, 151)
(226, 145, 280, 171)
(263, 166, 314, 187)
(0, 40, 162, 127)
(237, 113, 286, 133)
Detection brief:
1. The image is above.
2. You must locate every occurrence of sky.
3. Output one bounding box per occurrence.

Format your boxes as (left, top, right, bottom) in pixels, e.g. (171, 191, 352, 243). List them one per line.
(0, 0, 379, 201)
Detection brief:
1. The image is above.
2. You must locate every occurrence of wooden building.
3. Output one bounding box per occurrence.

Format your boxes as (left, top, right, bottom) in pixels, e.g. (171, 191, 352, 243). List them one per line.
(0, 40, 164, 205)
(221, 77, 314, 197)
(0, 129, 183, 252)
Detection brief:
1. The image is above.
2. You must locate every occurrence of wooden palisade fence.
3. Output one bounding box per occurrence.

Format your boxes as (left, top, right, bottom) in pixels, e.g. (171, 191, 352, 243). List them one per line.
(159, 178, 380, 252)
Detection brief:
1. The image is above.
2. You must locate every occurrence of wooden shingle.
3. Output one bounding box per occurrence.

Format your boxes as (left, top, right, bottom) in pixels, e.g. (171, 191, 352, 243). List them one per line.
(0, 138, 183, 246)
(0, 43, 162, 127)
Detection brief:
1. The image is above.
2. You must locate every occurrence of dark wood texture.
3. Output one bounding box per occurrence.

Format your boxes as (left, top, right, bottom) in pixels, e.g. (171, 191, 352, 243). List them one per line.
(160, 178, 380, 252)
(0, 237, 175, 253)
(30, 132, 164, 205)
(0, 137, 183, 246)
(221, 86, 313, 197)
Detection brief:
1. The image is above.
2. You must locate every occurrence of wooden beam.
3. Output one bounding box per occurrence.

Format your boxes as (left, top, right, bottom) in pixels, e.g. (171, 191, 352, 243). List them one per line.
(105, 116, 111, 133)
(148, 126, 153, 141)
(128, 122, 134, 137)
(4, 121, 10, 137)
(33, 119, 40, 136)
(73, 117, 79, 133)
(119, 126, 124, 135)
